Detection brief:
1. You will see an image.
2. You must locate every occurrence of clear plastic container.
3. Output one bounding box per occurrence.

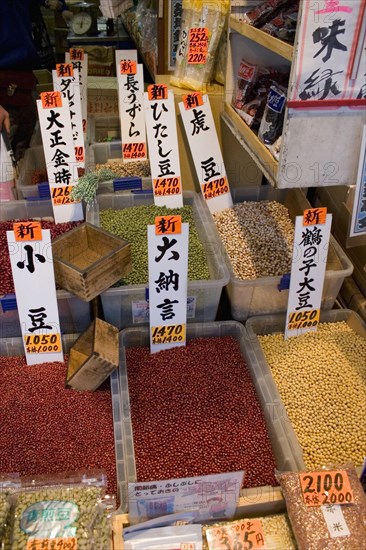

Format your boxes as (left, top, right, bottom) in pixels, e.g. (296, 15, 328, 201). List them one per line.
(16, 145, 46, 200)
(245, 309, 366, 471)
(110, 320, 300, 513)
(87, 115, 121, 145)
(200, 187, 354, 321)
(97, 191, 230, 328)
(0, 199, 91, 337)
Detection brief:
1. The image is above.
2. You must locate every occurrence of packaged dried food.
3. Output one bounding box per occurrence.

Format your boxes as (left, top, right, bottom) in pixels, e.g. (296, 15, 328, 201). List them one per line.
(258, 83, 287, 145)
(233, 59, 258, 110)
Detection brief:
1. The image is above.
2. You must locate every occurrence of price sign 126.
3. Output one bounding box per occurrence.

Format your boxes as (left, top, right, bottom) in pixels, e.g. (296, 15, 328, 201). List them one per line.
(52, 186, 78, 205)
(299, 470, 354, 506)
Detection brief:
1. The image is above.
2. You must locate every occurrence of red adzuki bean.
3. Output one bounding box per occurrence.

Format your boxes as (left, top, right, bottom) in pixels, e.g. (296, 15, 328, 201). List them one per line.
(126, 337, 277, 488)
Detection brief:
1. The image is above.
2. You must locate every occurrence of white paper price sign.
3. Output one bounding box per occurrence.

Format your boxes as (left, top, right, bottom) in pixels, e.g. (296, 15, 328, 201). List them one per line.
(179, 93, 233, 214)
(128, 470, 244, 525)
(148, 215, 188, 353)
(65, 49, 88, 135)
(350, 125, 366, 237)
(117, 60, 147, 162)
(144, 84, 183, 208)
(37, 92, 84, 224)
(53, 64, 85, 169)
(285, 208, 332, 338)
(7, 223, 63, 365)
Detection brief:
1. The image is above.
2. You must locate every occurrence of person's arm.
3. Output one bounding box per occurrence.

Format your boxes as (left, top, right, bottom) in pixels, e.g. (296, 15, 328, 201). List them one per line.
(41, 0, 73, 23)
(0, 105, 10, 133)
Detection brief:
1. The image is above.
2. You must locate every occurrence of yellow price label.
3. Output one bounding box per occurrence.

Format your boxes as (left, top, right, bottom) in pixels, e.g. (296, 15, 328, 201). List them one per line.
(151, 324, 186, 345)
(287, 309, 320, 330)
(26, 537, 77, 549)
(24, 333, 62, 354)
(51, 186, 78, 206)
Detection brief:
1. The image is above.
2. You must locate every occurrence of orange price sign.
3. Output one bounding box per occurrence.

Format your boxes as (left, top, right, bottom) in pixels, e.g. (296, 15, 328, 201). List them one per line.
(51, 186, 78, 206)
(153, 176, 182, 197)
(40, 91, 62, 109)
(56, 63, 74, 78)
(201, 177, 229, 200)
(303, 207, 327, 225)
(188, 27, 209, 64)
(122, 142, 147, 159)
(182, 92, 204, 110)
(206, 519, 266, 549)
(147, 84, 168, 101)
(120, 60, 137, 74)
(287, 308, 320, 331)
(299, 470, 354, 507)
(151, 324, 186, 345)
(24, 333, 62, 354)
(155, 215, 182, 235)
(13, 221, 42, 242)
(74, 145, 85, 163)
(69, 47, 84, 60)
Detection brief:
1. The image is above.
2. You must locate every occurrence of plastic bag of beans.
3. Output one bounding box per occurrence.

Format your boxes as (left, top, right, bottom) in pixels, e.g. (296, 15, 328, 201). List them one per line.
(276, 464, 366, 549)
(0, 474, 21, 544)
(7, 471, 108, 550)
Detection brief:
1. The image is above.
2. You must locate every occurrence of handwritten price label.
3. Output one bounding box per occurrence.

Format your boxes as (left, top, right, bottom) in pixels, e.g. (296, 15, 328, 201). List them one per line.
(206, 519, 266, 549)
(188, 27, 209, 64)
(287, 309, 320, 330)
(201, 177, 229, 200)
(303, 207, 327, 226)
(52, 186, 78, 206)
(24, 333, 62, 354)
(151, 324, 186, 345)
(122, 142, 147, 159)
(74, 145, 84, 162)
(153, 176, 181, 197)
(299, 470, 354, 507)
(13, 222, 42, 241)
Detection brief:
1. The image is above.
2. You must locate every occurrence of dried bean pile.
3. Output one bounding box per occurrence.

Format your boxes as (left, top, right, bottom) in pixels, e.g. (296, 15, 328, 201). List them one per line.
(258, 322, 366, 469)
(126, 337, 277, 488)
(96, 160, 151, 178)
(0, 356, 116, 497)
(100, 205, 210, 285)
(0, 220, 81, 295)
(212, 201, 294, 280)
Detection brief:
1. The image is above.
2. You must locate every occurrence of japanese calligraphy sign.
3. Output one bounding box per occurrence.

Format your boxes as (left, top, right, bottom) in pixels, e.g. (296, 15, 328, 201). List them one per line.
(179, 94, 233, 214)
(65, 49, 88, 134)
(53, 64, 85, 168)
(299, 470, 354, 506)
(144, 86, 183, 208)
(321, 504, 350, 538)
(37, 92, 84, 224)
(285, 209, 332, 338)
(7, 226, 63, 365)
(148, 216, 188, 353)
(206, 519, 266, 549)
(128, 471, 244, 524)
(117, 61, 147, 162)
(350, 125, 366, 237)
(292, 0, 365, 102)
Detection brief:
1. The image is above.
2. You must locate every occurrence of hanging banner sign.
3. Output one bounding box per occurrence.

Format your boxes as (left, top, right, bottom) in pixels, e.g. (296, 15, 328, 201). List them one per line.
(144, 85, 183, 208)
(53, 64, 85, 168)
(65, 49, 88, 134)
(291, 0, 365, 102)
(117, 62, 147, 162)
(285, 209, 332, 338)
(179, 93, 233, 214)
(7, 225, 63, 365)
(37, 92, 84, 223)
(148, 215, 188, 353)
(350, 125, 366, 237)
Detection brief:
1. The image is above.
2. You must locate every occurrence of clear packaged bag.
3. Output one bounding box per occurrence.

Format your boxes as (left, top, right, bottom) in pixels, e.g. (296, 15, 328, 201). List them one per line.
(0, 474, 20, 548)
(124, 524, 203, 550)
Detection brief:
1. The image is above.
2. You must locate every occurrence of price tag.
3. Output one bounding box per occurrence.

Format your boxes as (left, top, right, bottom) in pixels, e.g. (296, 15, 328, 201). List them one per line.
(287, 308, 320, 331)
(120, 59, 137, 74)
(303, 207, 327, 226)
(188, 27, 209, 64)
(24, 333, 62, 354)
(13, 222, 42, 242)
(40, 91, 62, 108)
(69, 47, 84, 61)
(147, 83, 168, 100)
(155, 215, 181, 235)
(206, 519, 266, 549)
(51, 186, 79, 206)
(56, 63, 74, 77)
(122, 142, 147, 159)
(299, 470, 354, 507)
(182, 92, 204, 110)
(74, 146, 84, 163)
(151, 323, 186, 345)
(153, 176, 182, 197)
(26, 537, 77, 550)
(201, 177, 230, 200)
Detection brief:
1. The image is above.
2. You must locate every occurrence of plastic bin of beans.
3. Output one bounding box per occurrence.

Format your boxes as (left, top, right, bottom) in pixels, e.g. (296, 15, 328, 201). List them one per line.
(110, 321, 299, 513)
(0, 335, 117, 500)
(0, 199, 91, 338)
(201, 186, 353, 321)
(97, 192, 229, 329)
(245, 309, 366, 471)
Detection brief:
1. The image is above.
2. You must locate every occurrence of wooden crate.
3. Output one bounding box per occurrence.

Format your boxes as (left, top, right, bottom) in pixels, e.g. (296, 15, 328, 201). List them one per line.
(52, 223, 131, 301)
(66, 318, 119, 391)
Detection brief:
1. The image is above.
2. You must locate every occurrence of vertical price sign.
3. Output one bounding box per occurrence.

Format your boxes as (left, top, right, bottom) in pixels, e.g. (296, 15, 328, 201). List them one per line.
(144, 84, 183, 208)
(65, 48, 88, 135)
(179, 93, 233, 214)
(37, 92, 84, 224)
(7, 222, 63, 365)
(148, 215, 188, 353)
(285, 208, 332, 338)
(117, 56, 147, 162)
(53, 63, 85, 169)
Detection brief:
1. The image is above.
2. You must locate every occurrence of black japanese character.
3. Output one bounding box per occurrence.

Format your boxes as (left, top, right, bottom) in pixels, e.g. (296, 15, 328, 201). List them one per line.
(51, 148, 70, 168)
(300, 227, 323, 246)
(27, 307, 52, 332)
(299, 68, 342, 101)
(155, 270, 180, 292)
(201, 157, 220, 182)
(17, 245, 46, 274)
(190, 108, 209, 135)
(46, 109, 63, 130)
(157, 139, 172, 159)
(155, 237, 180, 262)
(313, 19, 347, 63)
(50, 130, 66, 148)
(156, 298, 179, 320)
(151, 102, 168, 121)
